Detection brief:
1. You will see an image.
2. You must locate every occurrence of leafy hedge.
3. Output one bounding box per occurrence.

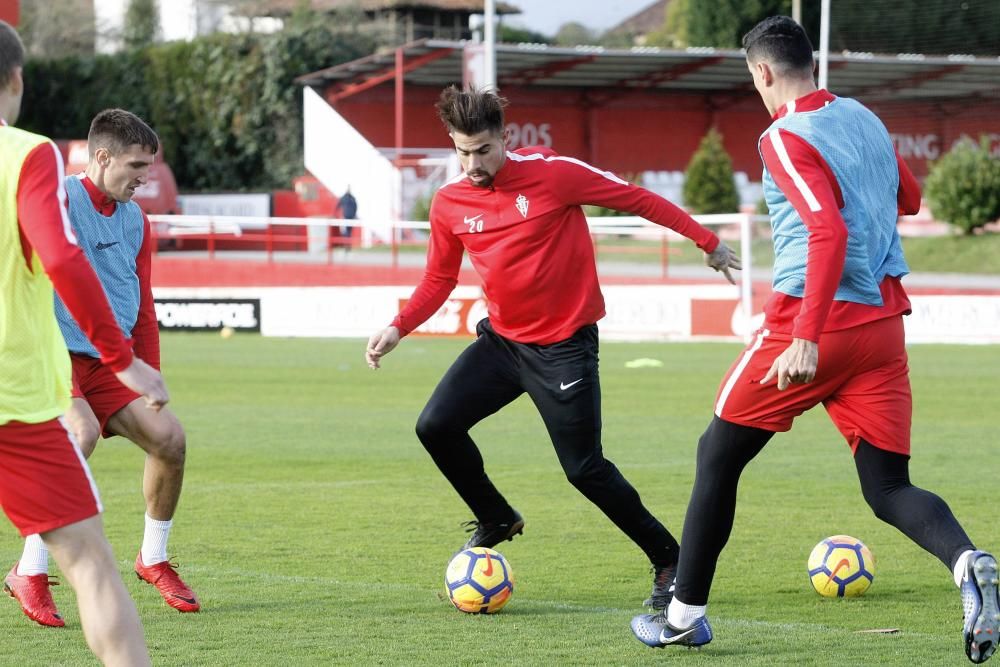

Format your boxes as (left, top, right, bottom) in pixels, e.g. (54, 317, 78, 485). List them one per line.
(682, 128, 739, 214)
(20, 12, 376, 191)
(924, 137, 1000, 235)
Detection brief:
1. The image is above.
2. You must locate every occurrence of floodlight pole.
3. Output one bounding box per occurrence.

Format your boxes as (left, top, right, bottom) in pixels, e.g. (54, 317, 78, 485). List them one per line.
(818, 0, 830, 90)
(484, 0, 497, 90)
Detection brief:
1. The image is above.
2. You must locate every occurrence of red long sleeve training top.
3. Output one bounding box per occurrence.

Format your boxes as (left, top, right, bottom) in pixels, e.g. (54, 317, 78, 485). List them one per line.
(759, 90, 920, 342)
(392, 147, 720, 344)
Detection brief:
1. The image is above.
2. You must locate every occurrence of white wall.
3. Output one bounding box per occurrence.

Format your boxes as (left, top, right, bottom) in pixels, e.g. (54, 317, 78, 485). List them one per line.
(303, 87, 400, 242)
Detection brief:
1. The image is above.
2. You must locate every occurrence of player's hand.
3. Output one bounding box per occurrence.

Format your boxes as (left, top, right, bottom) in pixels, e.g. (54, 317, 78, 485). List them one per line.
(760, 338, 818, 390)
(114, 357, 170, 410)
(366, 326, 401, 370)
(705, 242, 741, 285)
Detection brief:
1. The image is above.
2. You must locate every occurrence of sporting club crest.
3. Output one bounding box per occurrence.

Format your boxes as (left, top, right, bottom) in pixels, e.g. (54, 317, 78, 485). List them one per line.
(515, 194, 529, 218)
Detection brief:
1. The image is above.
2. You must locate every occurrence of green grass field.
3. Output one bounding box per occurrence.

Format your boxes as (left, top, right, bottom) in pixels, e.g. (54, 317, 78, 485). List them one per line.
(1, 334, 997, 666)
(593, 233, 1000, 275)
(358, 232, 1000, 275)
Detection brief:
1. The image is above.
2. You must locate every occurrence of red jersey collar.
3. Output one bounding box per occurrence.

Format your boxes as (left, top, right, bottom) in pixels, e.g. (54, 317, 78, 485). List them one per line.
(80, 175, 118, 217)
(773, 89, 836, 119)
(479, 152, 512, 189)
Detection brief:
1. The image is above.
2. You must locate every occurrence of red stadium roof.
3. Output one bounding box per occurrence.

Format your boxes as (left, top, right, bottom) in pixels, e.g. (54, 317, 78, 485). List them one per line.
(297, 39, 1000, 103)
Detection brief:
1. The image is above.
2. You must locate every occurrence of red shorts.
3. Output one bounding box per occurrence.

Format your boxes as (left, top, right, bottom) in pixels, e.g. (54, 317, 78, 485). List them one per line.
(0, 417, 102, 536)
(71, 354, 139, 438)
(714, 315, 912, 455)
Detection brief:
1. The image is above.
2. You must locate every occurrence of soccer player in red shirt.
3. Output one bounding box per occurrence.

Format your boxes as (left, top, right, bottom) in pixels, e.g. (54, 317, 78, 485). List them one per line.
(631, 17, 999, 663)
(0, 20, 162, 666)
(5, 110, 199, 624)
(367, 85, 740, 607)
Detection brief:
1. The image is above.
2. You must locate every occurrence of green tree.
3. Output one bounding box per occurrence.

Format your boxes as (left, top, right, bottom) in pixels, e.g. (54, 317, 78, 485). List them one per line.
(682, 128, 739, 214)
(124, 0, 160, 51)
(20, 7, 379, 192)
(644, 0, 690, 48)
(553, 21, 597, 47)
(17, 0, 95, 58)
(498, 23, 552, 45)
(21, 50, 154, 138)
(924, 137, 1000, 235)
(818, 0, 1000, 56)
(410, 195, 432, 221)
(658, 0, 999, 55)
(684, 0, 788, 48)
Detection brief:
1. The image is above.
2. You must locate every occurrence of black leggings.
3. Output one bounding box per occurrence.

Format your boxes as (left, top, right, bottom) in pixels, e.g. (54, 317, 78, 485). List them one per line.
(673, 416, 974, 606)
(415, 319, 679, 566)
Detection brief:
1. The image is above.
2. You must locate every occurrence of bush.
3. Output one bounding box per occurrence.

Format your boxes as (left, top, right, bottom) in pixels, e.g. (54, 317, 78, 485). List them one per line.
(682, 128, 739, 214)
(410, 195, 432, 221)
(583, 172, 642, 217)
(582, 204, 630, 217)
(924, 136, 1000, 235)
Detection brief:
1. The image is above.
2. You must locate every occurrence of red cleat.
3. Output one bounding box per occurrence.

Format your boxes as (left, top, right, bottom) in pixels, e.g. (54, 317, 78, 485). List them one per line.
(4, 562, 64, 628)
(134, 553, 200, 613)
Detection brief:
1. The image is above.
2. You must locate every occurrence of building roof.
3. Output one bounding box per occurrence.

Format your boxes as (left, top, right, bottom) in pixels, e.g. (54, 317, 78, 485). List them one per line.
(607, 0, 669, 36)
(297, 39, 1000, 103)
(241, 0, 520, 16)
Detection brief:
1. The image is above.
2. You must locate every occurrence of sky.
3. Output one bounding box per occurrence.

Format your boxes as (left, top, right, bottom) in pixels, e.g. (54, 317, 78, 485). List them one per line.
(502, 0, 658, 36)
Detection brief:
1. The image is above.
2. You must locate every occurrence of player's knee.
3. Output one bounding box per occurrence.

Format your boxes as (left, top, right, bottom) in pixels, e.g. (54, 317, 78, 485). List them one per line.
(861, 490, 891, 522)
(152, 425, 186, 468)
(562, 456, 603, 489)
(860, 483, 906, 523)
(75, 422, 101, 459)
(415, 405, 452, 446)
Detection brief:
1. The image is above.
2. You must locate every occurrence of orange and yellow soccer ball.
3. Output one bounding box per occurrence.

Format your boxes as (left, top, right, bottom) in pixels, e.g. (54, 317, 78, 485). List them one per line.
(445, 547, 514, 614)
(807, 535, 875, 598)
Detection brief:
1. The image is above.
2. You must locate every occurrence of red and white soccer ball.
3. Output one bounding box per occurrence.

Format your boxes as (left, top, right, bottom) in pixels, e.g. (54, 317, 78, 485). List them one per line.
(445, 547, 514, 614)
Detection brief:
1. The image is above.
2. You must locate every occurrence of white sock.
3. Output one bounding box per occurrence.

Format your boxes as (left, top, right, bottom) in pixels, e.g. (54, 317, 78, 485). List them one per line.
(17, 534, 49, 576)
(667, 597, 707, 629)
(140, 513, 173, 566)
(954, 549, 976, 588)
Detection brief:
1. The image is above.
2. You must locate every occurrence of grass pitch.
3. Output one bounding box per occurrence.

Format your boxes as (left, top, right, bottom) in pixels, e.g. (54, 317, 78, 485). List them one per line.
(0, 333, 996, 666)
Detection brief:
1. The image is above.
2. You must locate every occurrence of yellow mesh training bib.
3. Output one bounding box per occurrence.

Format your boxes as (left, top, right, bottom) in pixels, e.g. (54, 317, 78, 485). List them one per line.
(0, 126, 72, 425)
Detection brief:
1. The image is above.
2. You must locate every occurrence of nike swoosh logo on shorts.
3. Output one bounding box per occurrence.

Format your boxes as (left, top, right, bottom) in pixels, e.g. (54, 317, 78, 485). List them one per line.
(560, 379, 583, 390)
(95, 241, 120, 250)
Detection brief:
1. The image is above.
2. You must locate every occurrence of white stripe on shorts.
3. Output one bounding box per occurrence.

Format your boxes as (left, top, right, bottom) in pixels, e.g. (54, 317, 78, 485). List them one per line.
(58, 416, 103, 514)
(715, 329, 770, 418)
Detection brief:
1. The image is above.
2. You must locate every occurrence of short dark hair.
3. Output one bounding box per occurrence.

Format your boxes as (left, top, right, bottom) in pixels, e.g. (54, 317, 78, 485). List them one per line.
(0, 20, 24, 91)
(87, 108, 159, 157)
(435, 85, 507, 136)
(742, 16, 814, 77)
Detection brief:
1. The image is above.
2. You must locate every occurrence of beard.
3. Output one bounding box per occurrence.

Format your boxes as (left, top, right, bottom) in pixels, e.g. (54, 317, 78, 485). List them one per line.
(467, 170, 495, 188)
